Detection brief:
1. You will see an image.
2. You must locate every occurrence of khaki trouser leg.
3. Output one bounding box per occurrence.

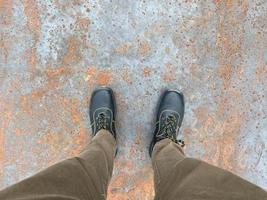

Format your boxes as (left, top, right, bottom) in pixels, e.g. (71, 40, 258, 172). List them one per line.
(152, 138, 267, 200)
(0, 130, 116, 200)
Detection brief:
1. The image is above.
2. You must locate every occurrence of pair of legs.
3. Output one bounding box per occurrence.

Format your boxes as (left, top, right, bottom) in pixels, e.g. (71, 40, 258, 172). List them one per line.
(0, 88, 266, 200)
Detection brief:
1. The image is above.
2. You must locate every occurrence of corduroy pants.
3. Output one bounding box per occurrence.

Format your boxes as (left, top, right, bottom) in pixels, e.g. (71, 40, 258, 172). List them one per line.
(0, 130, 266, 200)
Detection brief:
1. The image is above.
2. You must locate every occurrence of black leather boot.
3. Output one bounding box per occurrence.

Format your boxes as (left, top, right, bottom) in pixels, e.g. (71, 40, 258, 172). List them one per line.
(89, 87, 116, 139)
(149, 90, 185, 156)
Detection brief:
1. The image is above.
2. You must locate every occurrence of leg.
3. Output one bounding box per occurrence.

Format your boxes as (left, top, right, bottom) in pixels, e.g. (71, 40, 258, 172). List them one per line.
(0, 87, 118, 200)
(151, 138, 185, 199)
(150, 90, 267, 200)
(152, 138, 267, 200)
(0, 130, 116, 200)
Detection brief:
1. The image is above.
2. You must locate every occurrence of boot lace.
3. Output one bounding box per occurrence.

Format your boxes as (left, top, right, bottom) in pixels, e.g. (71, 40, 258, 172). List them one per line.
(96, 112, 110, 130)
(158, 115, 185, 147)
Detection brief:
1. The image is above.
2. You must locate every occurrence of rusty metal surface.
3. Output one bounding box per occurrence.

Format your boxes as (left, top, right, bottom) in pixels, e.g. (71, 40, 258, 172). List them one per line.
(0, 0, 267, 199)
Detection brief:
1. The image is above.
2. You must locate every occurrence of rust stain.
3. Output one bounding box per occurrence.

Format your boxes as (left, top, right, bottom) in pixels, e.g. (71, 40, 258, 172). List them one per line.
(190, 64, 198, 78)
(0, 0, 13, 24)
(0, 128, 4, 175)
(0, 100, 13, 174)
(194, 100, 244, 172)
(39, 132, 63, 150)
(22, 0, 41, 74)
(138, 40, 150, 57)
(0, 68, 7, 86)
(75, 17, 91, 31)
(0, 39, 9, 63)
(70, 127, 91, 155)
(87, 66, 97, 81)
(14, 128, 22, 136)
(220, 111, 243, 171)
(19, 71, 68, 115)
(110, 171, 127, 188)
(215, 0, 248, 88)
(121, 69, 132, 84)
(97, 71, 112, 85)
(209, 0, 250, 172)
(35, 66, 71, 90)
(20, 96, 32, 115)
(115, 43, 131, 55)
(23, 0, 41, 40)
(75, 128, 90, 146)
(62, 97, 83, 125)
(24, 48, 38, 73)
(121, 69, 129, 82)
(70, 99, 82, 125)
(86, 66, 112, 86)
(62, 37, 82, 64)
(143, 67, 151, 77)
(20, 88, 46, 114)
(108, 166, 154, 200)
(162, 63, 175, 81)
(45, 67, 70, 78)
(255, 52, 267, 82)
(255, 64, 267, 82)
(31, 89, 46, 100)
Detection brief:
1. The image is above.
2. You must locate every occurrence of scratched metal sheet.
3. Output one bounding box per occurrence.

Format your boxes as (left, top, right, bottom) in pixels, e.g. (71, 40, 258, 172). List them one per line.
(0, 0, 266, 199)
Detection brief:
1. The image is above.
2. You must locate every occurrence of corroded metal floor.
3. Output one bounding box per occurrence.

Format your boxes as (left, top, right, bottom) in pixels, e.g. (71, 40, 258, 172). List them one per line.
(0, 0, 267, 199)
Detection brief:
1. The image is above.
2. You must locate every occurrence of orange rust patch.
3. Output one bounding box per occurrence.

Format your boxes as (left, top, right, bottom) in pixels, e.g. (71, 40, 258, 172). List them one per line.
(162, 63, 176, 81)
(87, 66, 97, 79)
(45, 67, 69, 78)
(97, 71, 112, 85)
(121, 69, 132, 84)
(0, 100, 13, 174)
(0, 0, 13, 24)
(75, 127, 89, 146)
(217, 65, 234, 88)
(19, 88, 47, 115)
(219, 111, 243, 171)
(121, 69, 128, 81)
(255, 57, 267, 82)
(20, 96, 32, 114)
(193, 101, 244, 172)
(70, 99, 82, 125)
(62, 97, 82, 125)
(215, 0, 247, 88)
(138, 40, 150, 57)
(14, 128, 22, 136)
(86, 66, 112, 86)
(109, 172, 127, 189)
(0, 131, 4, 173)
(71, 112, 81, 124)
(115, 43, 131, 54)
(143, 67, 151, 77)
(62, 37, 82, 64)
(190, 64, 198, 77)
(210, 0, 249, 172)
(70, 127, 91, 155)
(24, 48, 38, 73)
(75, 17, 91, 30)
(39, 132, 61, 147)
(108, 167, 154, 200)
(0, 39, 9, 63)
(23, 0, 41, 40)
(46, 69, 70, 89)
(31, 89, 46, 100)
